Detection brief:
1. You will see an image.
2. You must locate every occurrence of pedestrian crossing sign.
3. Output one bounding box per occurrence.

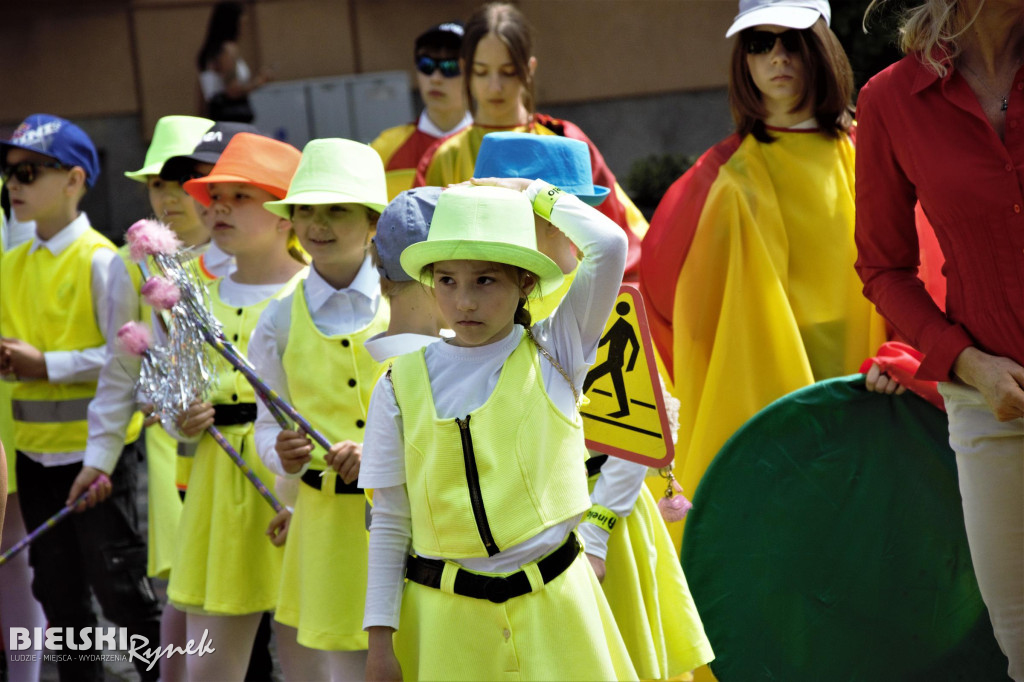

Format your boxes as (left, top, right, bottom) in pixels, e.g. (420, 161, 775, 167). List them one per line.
(581, 285, 674, 467)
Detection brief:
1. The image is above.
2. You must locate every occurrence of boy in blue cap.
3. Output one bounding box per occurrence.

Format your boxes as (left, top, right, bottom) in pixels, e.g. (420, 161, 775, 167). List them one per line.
(0, 114, 162, 682)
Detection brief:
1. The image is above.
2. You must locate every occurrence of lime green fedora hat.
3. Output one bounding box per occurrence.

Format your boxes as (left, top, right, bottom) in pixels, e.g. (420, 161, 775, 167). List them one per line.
(264, 138, 388, 219)
(400, 185, 564, 298)
(124, 116, 214, 183)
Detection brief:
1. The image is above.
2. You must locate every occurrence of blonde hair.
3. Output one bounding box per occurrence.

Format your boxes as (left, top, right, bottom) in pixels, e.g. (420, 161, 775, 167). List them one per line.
(865, 0, 986, 77)
(368, 239, 418, 299)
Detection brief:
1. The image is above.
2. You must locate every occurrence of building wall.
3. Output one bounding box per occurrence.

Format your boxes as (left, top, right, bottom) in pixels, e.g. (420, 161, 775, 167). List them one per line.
(1, 0, 737, 237)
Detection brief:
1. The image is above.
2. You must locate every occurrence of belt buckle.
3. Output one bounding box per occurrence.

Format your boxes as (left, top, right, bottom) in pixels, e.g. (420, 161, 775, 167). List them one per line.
(483, 577, 512, 604)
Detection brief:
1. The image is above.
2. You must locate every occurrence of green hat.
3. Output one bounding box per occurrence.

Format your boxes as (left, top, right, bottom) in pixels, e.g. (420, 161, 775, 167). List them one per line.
(400, 185, 564, 298)
(264, 138, 388, 219)
(124, 116, 214, 183)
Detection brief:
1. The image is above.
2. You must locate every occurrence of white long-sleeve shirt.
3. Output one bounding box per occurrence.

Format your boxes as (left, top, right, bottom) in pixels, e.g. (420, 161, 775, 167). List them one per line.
(83, 241, 234, 473)
(248, 258, 382, 477)
(359, 181, 628, 629)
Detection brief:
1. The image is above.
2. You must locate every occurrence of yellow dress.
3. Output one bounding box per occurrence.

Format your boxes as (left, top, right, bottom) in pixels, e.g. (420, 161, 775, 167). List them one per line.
(273, 284, 388, 650)
(168, 274, 302, 614)
(537, 265, 713, 679)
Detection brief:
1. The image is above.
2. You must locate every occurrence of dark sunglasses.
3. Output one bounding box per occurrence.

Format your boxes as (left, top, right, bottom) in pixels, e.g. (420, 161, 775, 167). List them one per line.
(743, 29, 802, 55)
(415, 55, 460, 78)
(1, 160, 71, 185)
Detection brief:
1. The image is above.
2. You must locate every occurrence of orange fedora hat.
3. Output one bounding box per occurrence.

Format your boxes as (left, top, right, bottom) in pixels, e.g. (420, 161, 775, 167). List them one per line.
(184, 132, 301, 206)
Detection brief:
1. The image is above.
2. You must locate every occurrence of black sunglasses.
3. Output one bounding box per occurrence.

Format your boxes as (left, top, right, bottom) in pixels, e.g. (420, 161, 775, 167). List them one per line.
(415, 55, 460, 78)
(1, 160, 71, 185)
(743, 29, 803, 55)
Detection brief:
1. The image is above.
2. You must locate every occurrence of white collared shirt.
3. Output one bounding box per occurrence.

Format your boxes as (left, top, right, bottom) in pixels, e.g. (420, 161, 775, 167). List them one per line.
(248, 257, 382, 477)
(18, 213, 116, 466)
(363, 331, 440, 364)
(417, 110, 473, 139)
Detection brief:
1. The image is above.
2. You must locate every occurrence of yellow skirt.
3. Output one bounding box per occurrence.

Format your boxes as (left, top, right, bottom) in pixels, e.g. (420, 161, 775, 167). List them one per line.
(167, 425, 283, 614)
(275, 473, 369, 651)
(145, 426, 183, 579)
(394, 551, 638, 681)
(600, 485, 714, 680)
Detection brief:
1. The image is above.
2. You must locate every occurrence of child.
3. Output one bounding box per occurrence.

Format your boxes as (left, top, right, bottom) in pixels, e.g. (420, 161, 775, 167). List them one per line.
(170, 132, 310, 681)
(364, 186, 446, 363)
(0, 114, 162, 681)
(474, 131, 714, 680)
(0, 180, 47, 682)
(248, 137, 389, 680)
(414, 2, 647, 279)
(360, 181, 638, 681)
(76, 115, 214, 571)
(370, 22, 472, 200)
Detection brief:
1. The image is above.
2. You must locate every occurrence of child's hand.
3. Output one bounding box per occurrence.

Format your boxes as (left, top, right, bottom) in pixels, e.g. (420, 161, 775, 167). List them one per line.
(177, 401, 214, 437)
(266, 508, 292, 546)
(367, 627, 402, 681)
(586, 553, 606, 583)
(324, 440, 361, 484)
(140, 403, 161, 427)
(66, 466, 112, 511)
(276, 429, 313, 474)
(469, 177, 532, 193)
(0, 337, 47, 379)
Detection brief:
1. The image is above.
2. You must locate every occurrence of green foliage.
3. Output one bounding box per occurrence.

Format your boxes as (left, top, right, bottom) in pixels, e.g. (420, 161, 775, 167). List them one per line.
(625, 153, 697, 213)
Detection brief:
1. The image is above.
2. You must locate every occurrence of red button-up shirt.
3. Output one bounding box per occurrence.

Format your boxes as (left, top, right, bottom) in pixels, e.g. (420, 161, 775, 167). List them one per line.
(855, 53, 1024, 381)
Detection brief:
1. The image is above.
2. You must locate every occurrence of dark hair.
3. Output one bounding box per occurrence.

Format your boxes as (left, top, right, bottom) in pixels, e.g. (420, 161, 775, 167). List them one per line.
(461, 2, 536, 115)
(420, 261, 537, 327)
(197, 1, 244, 71)
(729, 19, 853, 143)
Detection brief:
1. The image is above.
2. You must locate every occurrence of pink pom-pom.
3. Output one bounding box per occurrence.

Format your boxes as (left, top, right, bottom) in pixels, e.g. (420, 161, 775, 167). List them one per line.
(658, 480, 692, 522)
(116, 322, 152, 356)
(141, 276, 181, 310)
(125, 219, 182, 262)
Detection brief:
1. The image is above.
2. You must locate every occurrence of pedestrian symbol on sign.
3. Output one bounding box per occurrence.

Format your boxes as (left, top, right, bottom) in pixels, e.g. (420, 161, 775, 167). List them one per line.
(583, 302, 640, 417)
(581, 285, 674, 467)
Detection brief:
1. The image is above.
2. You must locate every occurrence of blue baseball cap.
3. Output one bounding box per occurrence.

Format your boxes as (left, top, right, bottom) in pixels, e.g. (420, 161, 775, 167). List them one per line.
(373, 186, 442, 282)
(473, 132, 609, 206)
(1, 114, 100, 187)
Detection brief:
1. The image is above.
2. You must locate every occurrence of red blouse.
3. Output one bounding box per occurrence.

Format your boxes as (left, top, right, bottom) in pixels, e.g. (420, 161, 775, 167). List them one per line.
(855, 53, 1024, 381)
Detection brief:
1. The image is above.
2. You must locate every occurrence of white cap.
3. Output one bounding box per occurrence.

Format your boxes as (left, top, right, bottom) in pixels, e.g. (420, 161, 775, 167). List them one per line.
(725, 0, 830, 38)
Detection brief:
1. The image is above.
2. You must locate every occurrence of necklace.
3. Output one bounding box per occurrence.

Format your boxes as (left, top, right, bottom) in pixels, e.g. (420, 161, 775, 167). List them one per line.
(959, 58, 1021, 113)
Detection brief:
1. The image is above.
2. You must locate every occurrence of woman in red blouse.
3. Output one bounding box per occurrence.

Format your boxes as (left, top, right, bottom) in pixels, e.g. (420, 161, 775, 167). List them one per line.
(856, 1, 1024, 677)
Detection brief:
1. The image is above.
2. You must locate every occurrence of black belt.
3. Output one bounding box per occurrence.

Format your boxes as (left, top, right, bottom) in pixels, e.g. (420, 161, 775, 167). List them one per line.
(586, 454, 608, 478)
(405, 532, 581, 604)
(300, 468, 362, 495)
(213, 403, 257, 426)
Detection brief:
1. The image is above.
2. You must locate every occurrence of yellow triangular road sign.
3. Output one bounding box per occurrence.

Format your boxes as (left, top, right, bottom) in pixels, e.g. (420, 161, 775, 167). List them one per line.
(582, 285, 674, 467)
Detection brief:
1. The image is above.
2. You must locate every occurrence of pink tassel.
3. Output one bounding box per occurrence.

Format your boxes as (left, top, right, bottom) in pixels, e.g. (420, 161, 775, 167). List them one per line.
(116, 322, 152, 356)
(141, 276, 181, 310)
(658, 479, 692, 522)
(125, 219, 181, 262)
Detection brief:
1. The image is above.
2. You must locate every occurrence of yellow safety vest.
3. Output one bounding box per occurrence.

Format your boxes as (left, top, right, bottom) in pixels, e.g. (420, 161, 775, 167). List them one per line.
(391, 331, 591, 559)
(206, 273, 304, 406)
(1, 228, 140, 452)
(280, 283, 389, 469)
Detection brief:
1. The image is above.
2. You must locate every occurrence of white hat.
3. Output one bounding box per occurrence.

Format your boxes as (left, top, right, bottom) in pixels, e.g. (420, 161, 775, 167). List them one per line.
(725, 0, 830, 38)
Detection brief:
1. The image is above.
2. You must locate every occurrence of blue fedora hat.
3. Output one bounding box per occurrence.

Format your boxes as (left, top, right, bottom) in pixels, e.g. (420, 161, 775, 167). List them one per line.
(473, 132, 610, 206)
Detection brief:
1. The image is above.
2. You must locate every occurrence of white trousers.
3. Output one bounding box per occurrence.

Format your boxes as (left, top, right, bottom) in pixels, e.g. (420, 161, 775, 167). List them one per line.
(940, 382, 1024, 681)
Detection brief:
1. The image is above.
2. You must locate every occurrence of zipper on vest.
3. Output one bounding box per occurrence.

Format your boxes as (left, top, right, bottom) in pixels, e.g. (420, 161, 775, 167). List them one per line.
(455, 415, 499, 556)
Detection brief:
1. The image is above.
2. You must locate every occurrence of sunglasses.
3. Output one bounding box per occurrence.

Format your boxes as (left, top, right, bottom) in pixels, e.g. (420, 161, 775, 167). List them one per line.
(744, 29, 803, 55)
(415, 55, 460, 78)
(1, 160, 71, 185)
